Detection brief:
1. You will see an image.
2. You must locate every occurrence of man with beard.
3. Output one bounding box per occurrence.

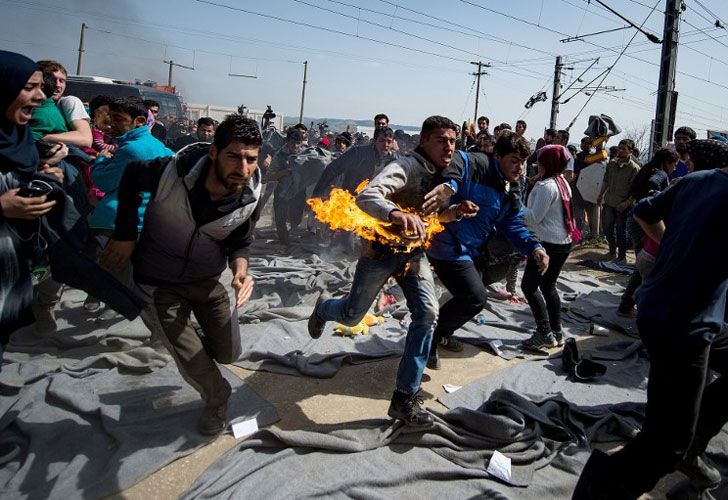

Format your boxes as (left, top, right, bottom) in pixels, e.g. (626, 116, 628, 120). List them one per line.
(100, 114, 263, 435)
(670, 126, 696, 180)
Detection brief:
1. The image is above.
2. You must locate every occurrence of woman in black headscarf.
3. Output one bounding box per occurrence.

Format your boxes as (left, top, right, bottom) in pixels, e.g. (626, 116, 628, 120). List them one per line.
(0, 50, 55, 359)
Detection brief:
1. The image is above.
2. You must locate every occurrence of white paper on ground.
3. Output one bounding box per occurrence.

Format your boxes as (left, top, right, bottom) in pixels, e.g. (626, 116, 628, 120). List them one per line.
(487, 450, 512, 483)
(231, 418, 259, 439)
(442, 384, 461, 393)
(487, 339, 503, 356)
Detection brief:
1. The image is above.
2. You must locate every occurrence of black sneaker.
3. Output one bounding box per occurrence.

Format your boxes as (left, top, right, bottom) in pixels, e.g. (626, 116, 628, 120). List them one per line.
(388, 390, 434, 427)
(197, 379, 231, 436)
(678, 454, 722, 489)
(520, 331, 557, 351)
(552, 330, 565, 347)
(438, 337, 464, 352)
(307, 292, 329, 339)
(426, 348, 441, 370)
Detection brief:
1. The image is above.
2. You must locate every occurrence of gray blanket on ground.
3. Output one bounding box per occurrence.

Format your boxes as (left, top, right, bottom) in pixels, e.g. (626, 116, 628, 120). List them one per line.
(0, 288, 279, 500)
(181, 341, 662, 499)
(233, 253, 629, 376)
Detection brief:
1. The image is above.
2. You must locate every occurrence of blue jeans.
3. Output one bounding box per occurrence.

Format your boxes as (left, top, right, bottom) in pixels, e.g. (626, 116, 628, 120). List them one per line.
(317, 250, 438, 394)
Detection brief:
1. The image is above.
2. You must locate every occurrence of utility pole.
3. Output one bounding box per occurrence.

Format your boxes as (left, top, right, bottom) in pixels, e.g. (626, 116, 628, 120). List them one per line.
(550, 56, 563, 129)
(162, 59, 194, 87)
(76, 23, 87, 75)
(299, 60, 308, 124)
(470, 61, 489, 123)
(653, 0, 681, 149)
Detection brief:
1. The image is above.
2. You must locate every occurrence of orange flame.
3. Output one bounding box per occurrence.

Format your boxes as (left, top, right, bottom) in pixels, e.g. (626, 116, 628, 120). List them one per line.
(307, 180, 444, 252)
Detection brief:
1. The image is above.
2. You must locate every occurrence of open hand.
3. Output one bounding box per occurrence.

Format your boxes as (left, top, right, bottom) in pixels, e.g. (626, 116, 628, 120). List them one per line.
(532, 248, 550, 275)
(232, 273, 254, 308)
(422, 182, 456, 215)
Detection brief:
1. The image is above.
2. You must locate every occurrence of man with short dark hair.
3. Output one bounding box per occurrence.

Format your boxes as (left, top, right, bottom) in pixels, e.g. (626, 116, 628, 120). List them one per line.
(91, 97, 172, 236)
(515, 119, 527, 137)
(671, 125, 697, 180)
(101, 114, 263, 435)
(426, 131, 546, 369)
(144, 99, 167, 142)
(597, 138, 640, 262)
(170, 117, 216, 152)
(544, 128, 557, 145)
(293, 123, 308, 142)
(307, 116, 463, 427)
(477, 116, 489, 135)
(373, 113, 389, 129)
(312, 127, 397, 198)
(334, 133, 352, 155)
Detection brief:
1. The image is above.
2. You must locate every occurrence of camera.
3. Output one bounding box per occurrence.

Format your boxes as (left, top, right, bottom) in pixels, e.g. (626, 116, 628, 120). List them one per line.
(263, 105, 276, 120)
(18, 180, 53, 198)
(35, 140, 60, 159)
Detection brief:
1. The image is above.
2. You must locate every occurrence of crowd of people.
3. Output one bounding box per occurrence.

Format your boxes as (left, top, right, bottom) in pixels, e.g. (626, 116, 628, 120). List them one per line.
(1, 49, 727, 499)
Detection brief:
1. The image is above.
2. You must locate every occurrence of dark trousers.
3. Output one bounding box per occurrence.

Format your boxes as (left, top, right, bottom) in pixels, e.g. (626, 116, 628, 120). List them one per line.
(602, 205, 629, 258)
(430, 258, 488, 344)
(521, 242, 571, 332)
(153, 279, 241, 403)
(273, 190, 307, 245)
(576, 324, 728, 498)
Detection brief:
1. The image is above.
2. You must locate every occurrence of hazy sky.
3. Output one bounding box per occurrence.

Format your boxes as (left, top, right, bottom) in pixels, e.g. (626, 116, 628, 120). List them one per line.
(3, 0, 728, 139)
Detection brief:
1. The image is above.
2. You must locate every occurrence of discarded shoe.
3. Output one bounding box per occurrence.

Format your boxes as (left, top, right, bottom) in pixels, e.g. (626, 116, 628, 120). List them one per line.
(562, 337, 607, 380)
(388, 390, 434, 427)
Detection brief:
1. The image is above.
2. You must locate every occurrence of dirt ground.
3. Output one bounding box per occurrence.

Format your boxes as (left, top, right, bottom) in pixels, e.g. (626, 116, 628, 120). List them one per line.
(112, 244, 684, 499)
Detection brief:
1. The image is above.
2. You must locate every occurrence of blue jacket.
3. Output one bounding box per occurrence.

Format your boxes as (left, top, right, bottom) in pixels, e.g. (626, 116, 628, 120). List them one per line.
(427, 151, 541, 262)
(90, 126, 172, 230)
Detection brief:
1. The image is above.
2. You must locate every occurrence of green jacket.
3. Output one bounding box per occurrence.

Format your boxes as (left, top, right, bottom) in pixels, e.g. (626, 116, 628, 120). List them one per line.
(29, 98, 68, 141)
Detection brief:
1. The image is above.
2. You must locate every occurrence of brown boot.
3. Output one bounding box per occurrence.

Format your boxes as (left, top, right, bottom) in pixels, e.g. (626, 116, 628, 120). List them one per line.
(197, 378, 232, 436)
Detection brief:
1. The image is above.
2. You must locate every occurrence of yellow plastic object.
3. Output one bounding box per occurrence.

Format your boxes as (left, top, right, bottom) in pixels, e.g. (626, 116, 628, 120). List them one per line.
(585, 149, 608, 165)
(585, 135, 610, 166)
(363, 313, 385, 326)
(334, 322, 369, 336)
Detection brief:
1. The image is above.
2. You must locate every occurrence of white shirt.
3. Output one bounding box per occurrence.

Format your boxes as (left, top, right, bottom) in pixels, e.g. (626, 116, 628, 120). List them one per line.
(58, 95, 90, 122)
(524, 176, 572, 245)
